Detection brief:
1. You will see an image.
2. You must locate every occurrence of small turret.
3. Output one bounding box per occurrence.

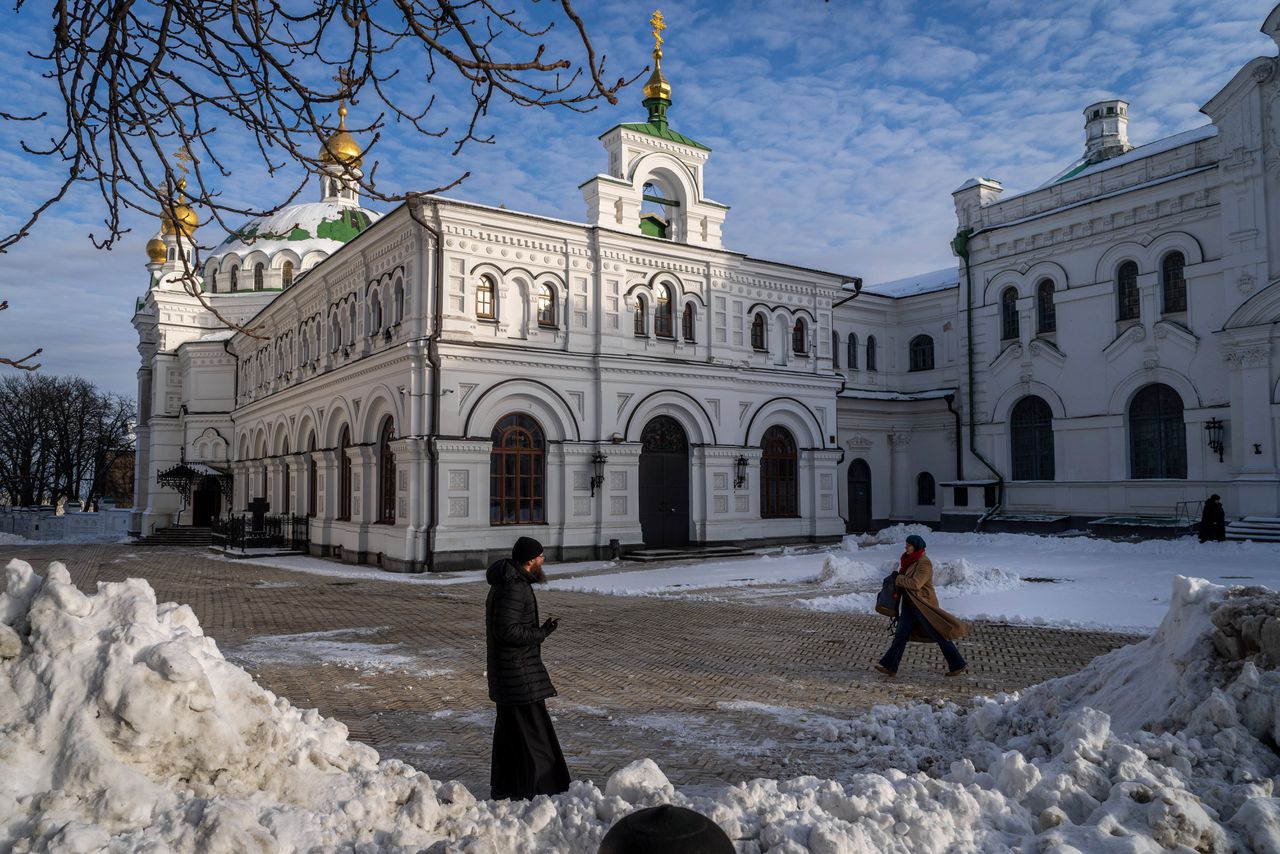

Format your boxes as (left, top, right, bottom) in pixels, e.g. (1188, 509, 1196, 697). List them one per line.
(1083, 99, 1132, 164)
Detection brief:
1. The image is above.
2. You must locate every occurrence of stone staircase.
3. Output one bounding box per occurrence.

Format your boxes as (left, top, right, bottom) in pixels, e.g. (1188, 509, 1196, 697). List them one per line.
(626, 545, 756, 563)
(134, 526, 213, 547)
(1226, 516, 1280, 543)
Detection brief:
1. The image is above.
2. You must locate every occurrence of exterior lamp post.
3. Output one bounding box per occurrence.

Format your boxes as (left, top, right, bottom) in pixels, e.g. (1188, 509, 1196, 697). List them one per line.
(733, 454, 748, 489)
(1205, 417, 1225, 463)
(590, 453, 607, 496)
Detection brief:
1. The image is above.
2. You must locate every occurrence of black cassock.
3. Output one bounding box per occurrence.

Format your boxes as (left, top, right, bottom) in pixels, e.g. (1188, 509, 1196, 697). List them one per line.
(485, 558, 572, 800)
(490, 699, 571, 800)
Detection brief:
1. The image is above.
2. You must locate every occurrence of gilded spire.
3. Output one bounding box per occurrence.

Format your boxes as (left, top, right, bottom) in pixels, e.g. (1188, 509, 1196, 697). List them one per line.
(320, 68, 364, 168)
(160, 149, 198, 239)
(643, 10, 672, 127)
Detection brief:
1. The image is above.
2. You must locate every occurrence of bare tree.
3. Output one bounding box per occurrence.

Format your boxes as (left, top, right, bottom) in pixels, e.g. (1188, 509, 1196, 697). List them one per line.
(8, 1, 633, 254)
(0, 375, 136, 507)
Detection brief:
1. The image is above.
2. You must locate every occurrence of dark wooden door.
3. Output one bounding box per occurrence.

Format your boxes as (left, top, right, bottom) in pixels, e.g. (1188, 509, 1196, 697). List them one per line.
(847, 458, 871, 533)
(639, 416, 689, 548)
(192, 476, 222, 526)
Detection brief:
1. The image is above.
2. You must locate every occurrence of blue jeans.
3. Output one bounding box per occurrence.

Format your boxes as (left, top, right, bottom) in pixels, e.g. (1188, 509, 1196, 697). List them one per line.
(879, 596, 966, 674)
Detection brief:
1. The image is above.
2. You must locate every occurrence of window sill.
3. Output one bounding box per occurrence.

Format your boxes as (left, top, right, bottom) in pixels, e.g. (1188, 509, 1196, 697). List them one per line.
(477, 316, 497, 323)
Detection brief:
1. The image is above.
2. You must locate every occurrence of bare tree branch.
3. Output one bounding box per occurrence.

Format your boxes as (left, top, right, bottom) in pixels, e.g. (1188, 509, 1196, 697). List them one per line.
(7, 0, 638, 256)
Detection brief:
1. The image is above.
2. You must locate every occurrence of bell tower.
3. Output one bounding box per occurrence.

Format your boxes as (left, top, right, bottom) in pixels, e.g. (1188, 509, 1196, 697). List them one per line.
(580, 10, 728, 248)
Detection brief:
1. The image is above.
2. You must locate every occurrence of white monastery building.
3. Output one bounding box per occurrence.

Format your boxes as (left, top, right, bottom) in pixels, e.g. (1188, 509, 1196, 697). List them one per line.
(133, 7, 1280, 568)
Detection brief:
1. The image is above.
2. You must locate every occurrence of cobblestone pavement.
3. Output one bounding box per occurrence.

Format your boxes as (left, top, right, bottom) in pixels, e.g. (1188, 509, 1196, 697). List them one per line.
(9, 544, 1140, 797)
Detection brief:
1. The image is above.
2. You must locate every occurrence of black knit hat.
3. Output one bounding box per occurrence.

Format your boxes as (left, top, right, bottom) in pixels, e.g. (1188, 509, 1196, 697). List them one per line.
(512, 536, 543, 565)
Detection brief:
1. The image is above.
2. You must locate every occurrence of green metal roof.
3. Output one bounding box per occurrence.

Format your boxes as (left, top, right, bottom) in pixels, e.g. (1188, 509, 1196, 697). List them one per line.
(617, 122, 710, 151)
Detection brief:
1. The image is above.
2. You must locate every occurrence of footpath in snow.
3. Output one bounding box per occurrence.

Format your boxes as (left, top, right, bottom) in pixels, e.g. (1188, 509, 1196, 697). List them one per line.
(3, 556, 1280, 852)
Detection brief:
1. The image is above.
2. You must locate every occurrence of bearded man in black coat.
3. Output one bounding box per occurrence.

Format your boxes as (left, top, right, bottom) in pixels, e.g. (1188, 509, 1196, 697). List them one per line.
(485, 536, 570, 800)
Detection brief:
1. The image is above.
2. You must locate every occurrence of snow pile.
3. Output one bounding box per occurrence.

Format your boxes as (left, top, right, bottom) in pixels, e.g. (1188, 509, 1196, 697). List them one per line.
(0, 531, 32, 545)
(804, 553, 1019, 614)
(4, 558, 1280, 852)
(851, 522, 931, 546)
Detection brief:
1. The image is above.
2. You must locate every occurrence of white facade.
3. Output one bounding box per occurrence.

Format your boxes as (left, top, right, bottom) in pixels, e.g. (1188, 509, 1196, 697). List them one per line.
(843, 6, 1280, 530)
(132, 6, 1280, 567)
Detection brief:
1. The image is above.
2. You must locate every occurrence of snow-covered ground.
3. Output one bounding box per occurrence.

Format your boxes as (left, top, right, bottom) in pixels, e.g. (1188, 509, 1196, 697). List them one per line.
(551, 525, 1280, 634)
(3, 555, 1280, 852)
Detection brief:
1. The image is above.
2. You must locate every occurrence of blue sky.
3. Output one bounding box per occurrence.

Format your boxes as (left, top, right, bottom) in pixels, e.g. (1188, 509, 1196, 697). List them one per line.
(0, 0, 1275, 398)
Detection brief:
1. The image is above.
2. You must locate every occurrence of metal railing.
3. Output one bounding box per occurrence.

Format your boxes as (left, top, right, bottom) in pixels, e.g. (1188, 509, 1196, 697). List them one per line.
(212, 514, 309, 551)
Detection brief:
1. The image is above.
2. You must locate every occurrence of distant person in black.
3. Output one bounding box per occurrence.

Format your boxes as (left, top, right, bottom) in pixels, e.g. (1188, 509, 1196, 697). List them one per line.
(1199, 494, 1227, 542)
(485, 536, 570, 800)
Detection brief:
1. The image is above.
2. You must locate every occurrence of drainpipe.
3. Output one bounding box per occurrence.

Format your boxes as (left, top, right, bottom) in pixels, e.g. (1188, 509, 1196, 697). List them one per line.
(407, 196, 445, 571)
(831, 277, 861, 530)
(944, 393, 963, 481)
(950, 228, 1004, 529)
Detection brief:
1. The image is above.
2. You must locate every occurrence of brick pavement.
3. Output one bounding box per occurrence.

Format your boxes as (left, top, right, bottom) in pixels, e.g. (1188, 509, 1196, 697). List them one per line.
(6, 544, 1139, 796)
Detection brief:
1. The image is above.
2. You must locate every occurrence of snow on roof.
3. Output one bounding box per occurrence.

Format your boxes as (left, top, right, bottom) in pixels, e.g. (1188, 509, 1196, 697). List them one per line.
(838, 387, 956, 402)
(195, 330, 235, 342)
(861, 267, 960, 298)
(1038, 124, 1218, 190)
(208, 201, 382, 264)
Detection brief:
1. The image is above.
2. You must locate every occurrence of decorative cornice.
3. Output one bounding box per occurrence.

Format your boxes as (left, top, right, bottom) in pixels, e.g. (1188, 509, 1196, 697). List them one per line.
(1225, 344, 1271, 369)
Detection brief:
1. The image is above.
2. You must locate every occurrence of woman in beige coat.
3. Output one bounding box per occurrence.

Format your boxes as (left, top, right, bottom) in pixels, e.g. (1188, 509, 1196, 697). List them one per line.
(875, 534, 969, 677)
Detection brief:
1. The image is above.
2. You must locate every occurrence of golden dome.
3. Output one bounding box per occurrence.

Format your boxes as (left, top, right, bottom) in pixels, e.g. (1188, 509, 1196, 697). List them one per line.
(160, 178, 198, 238)
(642, 53, 671, 101)
(146, 236, 167, 264)
(320, 104, 364, 168)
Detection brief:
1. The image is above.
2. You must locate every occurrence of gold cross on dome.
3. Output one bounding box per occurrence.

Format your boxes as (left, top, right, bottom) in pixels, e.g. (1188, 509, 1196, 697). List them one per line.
(333, 67, 354, 97)
(650, 10, 666, 52)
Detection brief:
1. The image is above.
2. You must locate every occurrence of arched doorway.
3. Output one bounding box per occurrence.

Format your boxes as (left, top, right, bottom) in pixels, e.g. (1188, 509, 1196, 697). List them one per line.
(847, 459, 871, 533)
(192, 476, 222, 526)
(639, 415, 689, 548)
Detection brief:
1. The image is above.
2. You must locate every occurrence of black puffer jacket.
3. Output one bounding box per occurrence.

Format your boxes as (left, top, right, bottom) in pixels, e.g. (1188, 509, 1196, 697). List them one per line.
(485, 559, 556, 705)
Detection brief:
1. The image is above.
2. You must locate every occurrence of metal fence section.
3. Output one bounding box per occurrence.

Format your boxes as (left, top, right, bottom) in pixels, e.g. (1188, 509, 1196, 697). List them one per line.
(212, 514, 309, 551)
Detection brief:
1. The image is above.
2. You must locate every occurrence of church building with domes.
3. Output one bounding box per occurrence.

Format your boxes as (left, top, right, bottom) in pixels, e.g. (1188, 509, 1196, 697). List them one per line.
(132, 7, 1280, 566)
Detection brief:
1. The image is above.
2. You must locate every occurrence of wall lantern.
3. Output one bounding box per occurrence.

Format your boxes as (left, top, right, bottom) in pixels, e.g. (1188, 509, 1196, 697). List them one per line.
(1205, 417, 1225, 463)
(590, 453, 608, 497)
(734, 454, 749, 489)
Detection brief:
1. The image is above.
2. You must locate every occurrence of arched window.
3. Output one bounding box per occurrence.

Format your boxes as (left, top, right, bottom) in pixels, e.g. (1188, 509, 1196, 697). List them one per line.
(1036, 279, 1056, 333)
(654, 285, 673, 338)
(832, 332, 841, 369)
(348, 302, 357, 345)
(330, 314, 341, 352)
(751, 313, 766, 351)
(634, 295, 648, 336)
(908, 335, 934, 372)
(230, 267, 239, 292)
(916, 472, 936, 506)
(791, 317, 808, 354)
(253, 263, 265, 291)
(300, 327, 310, 364)
(378, 418, 396, 524)
(1000, 287, 1019, 340)
(1161, 251, 1186, 313)
(370, 291, 383, 334)
(682, 303, 695, 342)
(1117, 261, 1140, 321)
(1129, 384, 1186, 479)
(282, 261, 294, 289)
(476, 275, 496, 320)
(760, 426, 799, 518)
(1011, 396, 1055, 480)
(847, 333, 858, 370)
(394, 278, 405, 324)
(338, 426, 352, 520)
(307, 433, 318, 518)
(537, 283, 557, 327)
(866, 335, 877, 371)
(490, 413, 546, 524)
